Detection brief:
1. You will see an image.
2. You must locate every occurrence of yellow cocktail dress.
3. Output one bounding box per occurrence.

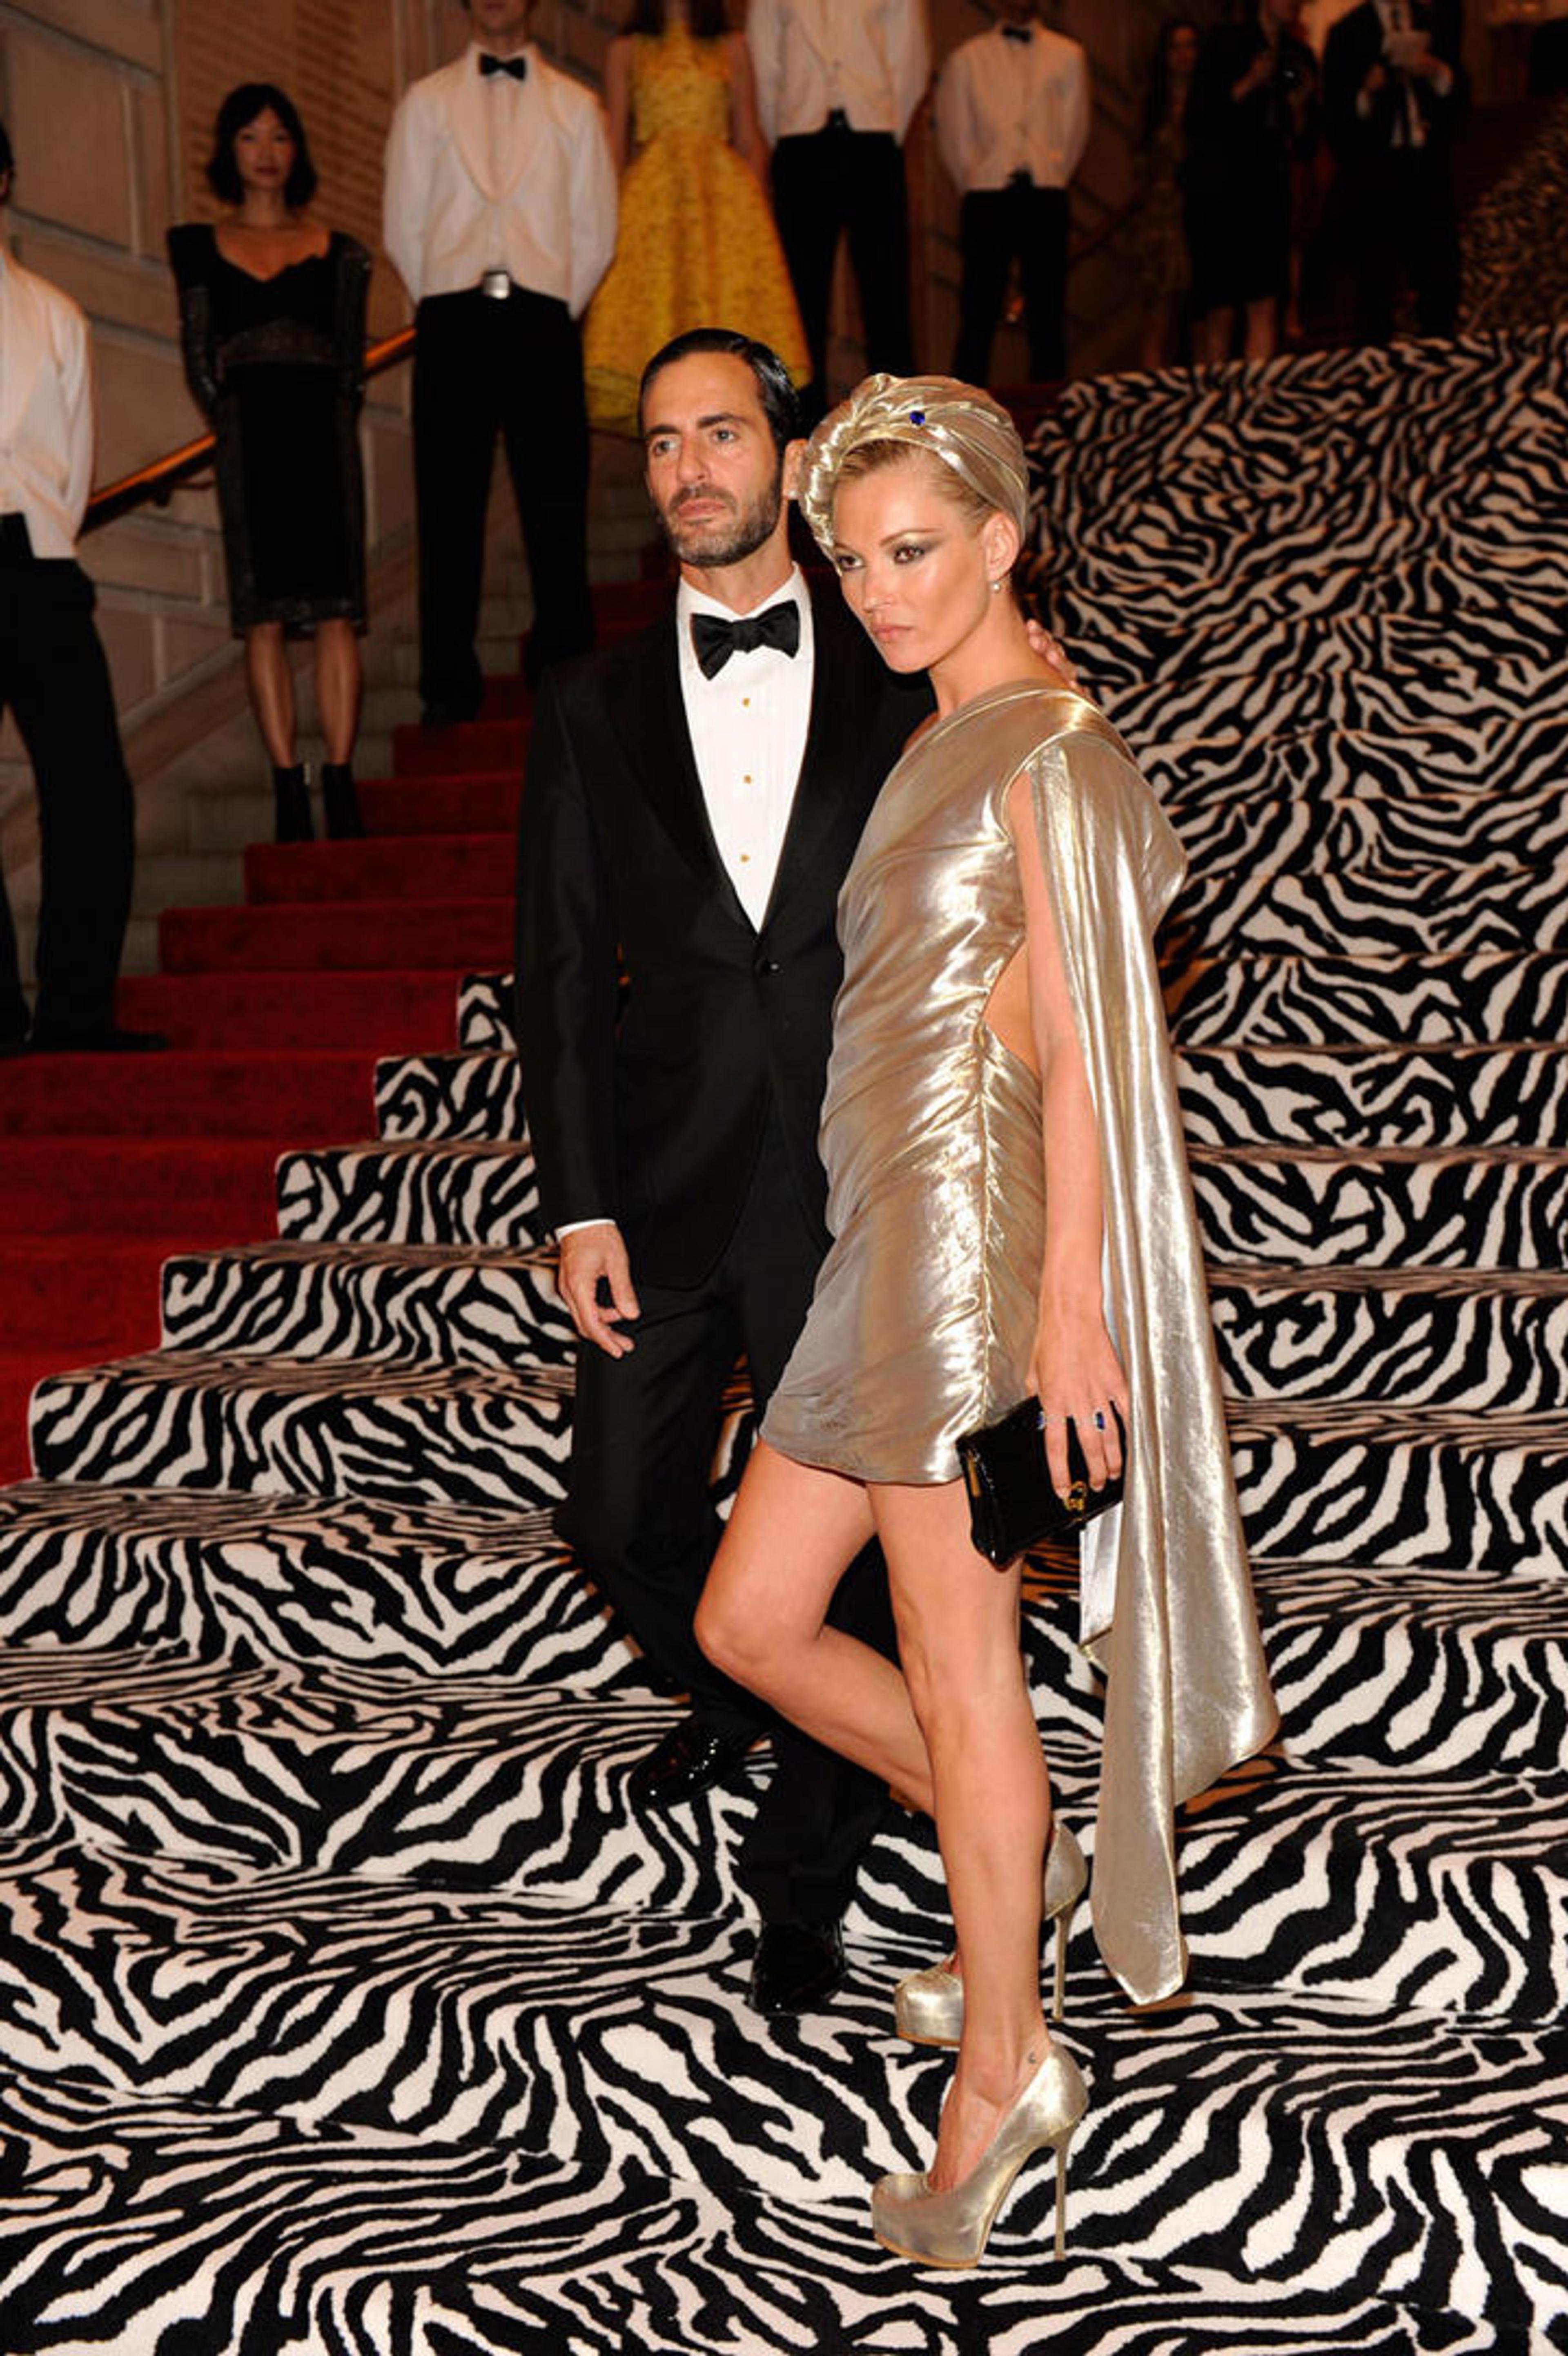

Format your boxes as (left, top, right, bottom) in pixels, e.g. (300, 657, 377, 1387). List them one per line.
(584, 27, 808, 436)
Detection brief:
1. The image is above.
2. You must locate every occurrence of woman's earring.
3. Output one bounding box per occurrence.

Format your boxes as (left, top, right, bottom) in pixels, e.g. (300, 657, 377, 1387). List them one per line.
(989, 579, 1005, 594)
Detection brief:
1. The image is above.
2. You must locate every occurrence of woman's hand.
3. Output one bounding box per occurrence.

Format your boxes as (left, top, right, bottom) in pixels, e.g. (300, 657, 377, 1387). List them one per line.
(1030, 1292, 1129, 1498)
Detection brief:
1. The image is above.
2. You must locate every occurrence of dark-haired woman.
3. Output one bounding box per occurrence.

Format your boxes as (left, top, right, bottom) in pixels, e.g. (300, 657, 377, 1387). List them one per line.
(169, 85, 369, 841)
(1184, 0, 1319, 364)
(1134, 18, 1200, 370)
(583, 0, 806, 435)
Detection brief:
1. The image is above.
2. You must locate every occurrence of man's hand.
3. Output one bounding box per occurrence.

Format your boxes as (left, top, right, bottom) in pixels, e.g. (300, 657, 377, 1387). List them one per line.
(1023, 617, 1081, 691)
(557, 1221, 640, 1357)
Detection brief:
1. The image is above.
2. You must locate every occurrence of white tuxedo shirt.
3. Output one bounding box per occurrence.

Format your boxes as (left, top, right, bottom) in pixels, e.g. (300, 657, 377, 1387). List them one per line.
(383, 44, 617, 317)
(936, 23, 1091, 196)
(0, 244, 93, 559)
(747, 0, 931, 147)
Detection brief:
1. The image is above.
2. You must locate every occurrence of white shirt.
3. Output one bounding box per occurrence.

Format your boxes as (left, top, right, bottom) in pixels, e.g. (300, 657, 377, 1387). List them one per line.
(936, 22, 1091, 196)
(383, 44, 617, 316)
(747, 0, 931, 146)
(1359, 1, 1453, 146)
(677, 566, 814, 930)
(0, 243, 94, 559)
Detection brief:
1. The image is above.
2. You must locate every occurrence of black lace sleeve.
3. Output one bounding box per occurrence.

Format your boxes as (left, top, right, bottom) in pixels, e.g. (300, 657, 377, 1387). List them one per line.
(166, 223, 222, 420)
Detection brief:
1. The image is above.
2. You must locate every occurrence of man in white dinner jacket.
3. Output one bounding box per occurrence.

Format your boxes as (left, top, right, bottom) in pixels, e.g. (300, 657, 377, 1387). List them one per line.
(0, 121, 152, 1055)
(384, 0, 617, 720)
(746, 0, 930, 423)
(935, 0, 1091, 386)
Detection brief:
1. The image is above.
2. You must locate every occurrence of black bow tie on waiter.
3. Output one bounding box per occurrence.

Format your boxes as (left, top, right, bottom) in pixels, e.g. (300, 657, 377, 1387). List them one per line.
(479, 51, 528, 80)
(1001, 22, 1033, 41)
(692, 602, 801, 678)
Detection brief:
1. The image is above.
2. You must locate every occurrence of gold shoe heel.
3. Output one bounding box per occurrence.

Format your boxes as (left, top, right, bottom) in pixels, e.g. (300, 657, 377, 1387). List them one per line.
(871, 2044, 1088, 2268)
(893, 1822, 1087, 2046)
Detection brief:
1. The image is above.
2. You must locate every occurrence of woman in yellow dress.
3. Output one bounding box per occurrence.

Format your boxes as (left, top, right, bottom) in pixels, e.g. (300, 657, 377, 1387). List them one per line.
(584, 0, 808, 435)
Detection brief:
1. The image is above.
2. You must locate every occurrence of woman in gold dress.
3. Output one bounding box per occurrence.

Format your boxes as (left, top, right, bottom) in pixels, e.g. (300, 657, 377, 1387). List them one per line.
(697, 376, 1276, 2265)
(583, 0, 808, 436)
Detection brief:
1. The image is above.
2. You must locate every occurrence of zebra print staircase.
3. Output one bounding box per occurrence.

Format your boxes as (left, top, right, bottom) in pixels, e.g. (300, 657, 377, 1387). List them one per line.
(0, 335, 1565, 2352)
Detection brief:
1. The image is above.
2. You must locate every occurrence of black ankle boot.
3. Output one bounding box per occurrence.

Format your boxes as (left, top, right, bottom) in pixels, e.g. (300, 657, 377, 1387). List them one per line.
(321, 761, 365, 840)
(273, 763, 314, 843)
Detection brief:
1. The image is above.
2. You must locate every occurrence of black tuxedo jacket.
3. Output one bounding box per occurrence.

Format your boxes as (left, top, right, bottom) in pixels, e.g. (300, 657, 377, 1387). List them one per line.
(1323, 1, 1465, 162)
(514, 578, 932, 1290)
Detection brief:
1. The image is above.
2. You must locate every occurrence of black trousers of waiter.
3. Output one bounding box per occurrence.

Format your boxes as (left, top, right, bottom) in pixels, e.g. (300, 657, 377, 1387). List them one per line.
(953, 180, 1071, 386)
(412, 283, 595, 716)
(771, 116, 916, 423)
(0, 517, 134, 1047)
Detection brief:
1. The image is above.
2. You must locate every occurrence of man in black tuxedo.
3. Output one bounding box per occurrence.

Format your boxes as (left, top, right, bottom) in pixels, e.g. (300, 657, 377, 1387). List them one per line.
(514, 330, 930, 2014)
(1323, 0, 1466, 342)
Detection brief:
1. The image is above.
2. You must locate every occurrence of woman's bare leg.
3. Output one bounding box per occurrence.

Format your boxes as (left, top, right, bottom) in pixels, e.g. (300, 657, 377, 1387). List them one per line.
(698, 1440, 934, 1809)
(1243, 293, 1278, 362)
(872, 1477, 1050, 2192)
(314, 619, 363, 765)
(244, 623, 295, 766)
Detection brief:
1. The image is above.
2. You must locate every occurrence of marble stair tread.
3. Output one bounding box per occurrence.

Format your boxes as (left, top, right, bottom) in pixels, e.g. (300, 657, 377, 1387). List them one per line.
(275, 1138, 543, 1247)
(0, 1927, 1551, 2335)
(159, 1238, 572, 1369)
(1209, 1267, 1568, 1408)
(1228, 1399, 1568, 1570)
(1189, 1146, 1568, 1271)
(1167, 950, 1568, 1046)
(1167, 859, 1568, 958)
(1178, 1044, 1568, 1151)
(0, 1487, 647, 1688)
(0, 2075, 1546, 2356)
(26, 1350, 574, 1510)
(378, 1043, 1568, 1156)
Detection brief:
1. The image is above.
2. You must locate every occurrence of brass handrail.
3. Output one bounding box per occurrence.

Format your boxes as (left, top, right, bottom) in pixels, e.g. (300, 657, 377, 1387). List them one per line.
(81, 326, 416, 535)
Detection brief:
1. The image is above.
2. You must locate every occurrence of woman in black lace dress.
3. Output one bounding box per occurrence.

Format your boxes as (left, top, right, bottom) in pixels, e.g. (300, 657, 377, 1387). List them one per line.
(169, 85, 369, 840)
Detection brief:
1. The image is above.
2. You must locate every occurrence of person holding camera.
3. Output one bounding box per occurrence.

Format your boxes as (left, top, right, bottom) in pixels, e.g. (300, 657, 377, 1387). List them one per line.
(1323, 0, 1465, 343)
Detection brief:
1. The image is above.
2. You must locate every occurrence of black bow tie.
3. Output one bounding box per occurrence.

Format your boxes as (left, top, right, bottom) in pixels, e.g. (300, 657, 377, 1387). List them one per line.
(479, 52, 528, 80)
(692, 601, 801, 678)
(1001, 23, 1033, 41)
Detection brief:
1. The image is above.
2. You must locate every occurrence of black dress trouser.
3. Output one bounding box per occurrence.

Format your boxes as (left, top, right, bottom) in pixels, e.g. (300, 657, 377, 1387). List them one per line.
(771, 124, 917, 422)
(0, 524, 134, 1044)
(1345, 148, 1459, 342)
(559, 1114, 898, 1930)
(412, 286, 595, 712)
(953, 183, 1071, 386)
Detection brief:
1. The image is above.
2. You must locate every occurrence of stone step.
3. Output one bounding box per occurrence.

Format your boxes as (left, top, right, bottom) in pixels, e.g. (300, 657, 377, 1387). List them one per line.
(0, 1655, 1559, 2026)
(245, 834, 513, 906)
(1174, 788, 1568, 877)
(1168, 859, 1568, 959)
(1229, 1400, 1568, 1571)
(160, 898, 515, 976)
(1191, 1148, 1568, 1272)
(376, 1044, 1568, 1156)
(457, 971, 511, 1048)
(160, 1239, 571, 1369)
(0, 1849, 1553, 2331)
(27, 1351, 574, 1512)
(117, 971, 461, 1053)
(1179, 1045, 1568, 1153)
(0, 1486, 642, 1688)
(1210, 1269, 1568, 1410)
(1167, 950, 1568, 1047)
(1145, 708, 1568, 814)
(275, 1139, 543, 1247)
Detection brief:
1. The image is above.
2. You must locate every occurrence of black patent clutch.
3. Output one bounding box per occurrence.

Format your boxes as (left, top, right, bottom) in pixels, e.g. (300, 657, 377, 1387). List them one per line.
(956, 1397, 1126, 1566)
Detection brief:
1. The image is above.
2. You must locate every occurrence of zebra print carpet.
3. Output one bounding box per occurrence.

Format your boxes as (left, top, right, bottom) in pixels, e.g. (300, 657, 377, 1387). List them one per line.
(0, 330, 1566, 2350)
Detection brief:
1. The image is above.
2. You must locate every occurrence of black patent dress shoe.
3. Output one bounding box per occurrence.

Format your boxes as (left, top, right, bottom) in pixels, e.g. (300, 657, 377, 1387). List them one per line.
(750, 1920, 846, 2016)
(627, 1716, 753, 1811)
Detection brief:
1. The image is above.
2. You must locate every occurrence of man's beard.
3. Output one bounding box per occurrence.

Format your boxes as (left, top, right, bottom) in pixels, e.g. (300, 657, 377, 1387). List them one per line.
(660, 463, 784, 568)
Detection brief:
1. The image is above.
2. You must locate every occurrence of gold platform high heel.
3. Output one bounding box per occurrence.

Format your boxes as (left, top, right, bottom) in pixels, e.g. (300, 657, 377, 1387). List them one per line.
(871, 2042, 1088, 2267)
(893, 1821, 1087, 2045)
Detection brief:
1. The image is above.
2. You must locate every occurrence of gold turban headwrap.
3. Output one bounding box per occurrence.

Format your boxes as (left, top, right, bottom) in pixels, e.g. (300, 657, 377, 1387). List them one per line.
(798, 373, 1029, 557)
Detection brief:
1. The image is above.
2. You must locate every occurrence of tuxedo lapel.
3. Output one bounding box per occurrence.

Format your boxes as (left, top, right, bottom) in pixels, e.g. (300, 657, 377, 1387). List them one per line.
(448, 53, 499, 200)
(762, 585, 878, 928)
(607, 612, 753, 930)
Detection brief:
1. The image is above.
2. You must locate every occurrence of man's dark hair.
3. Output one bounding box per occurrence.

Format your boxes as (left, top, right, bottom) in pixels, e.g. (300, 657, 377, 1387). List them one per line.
(637, 329, 803, 455)
(0, 120, 13, 183)
(206, 84, 318, 209)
